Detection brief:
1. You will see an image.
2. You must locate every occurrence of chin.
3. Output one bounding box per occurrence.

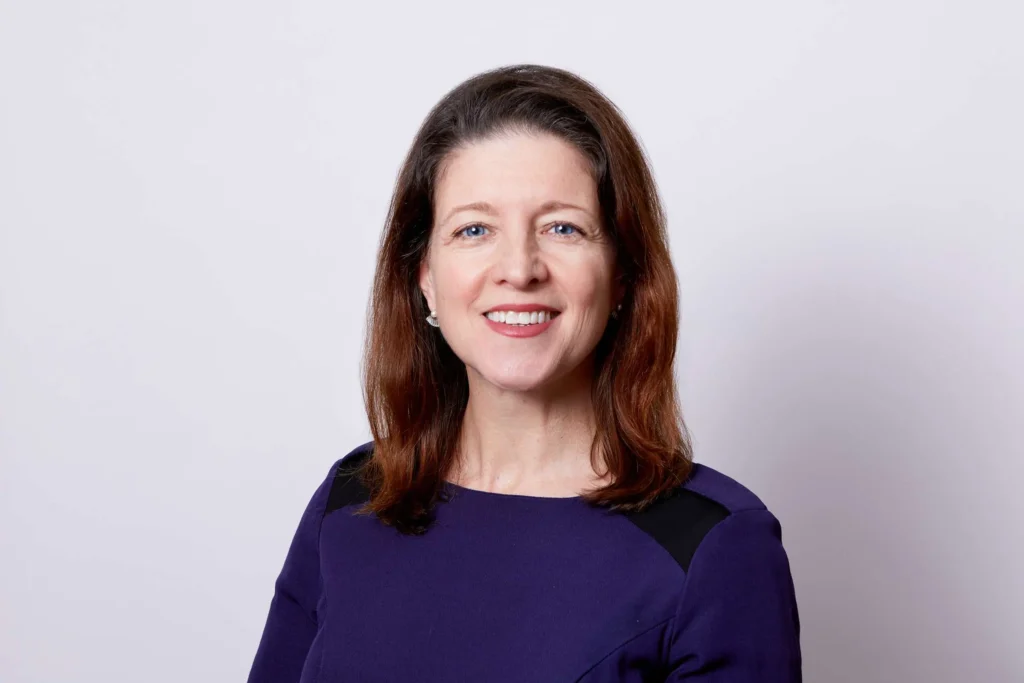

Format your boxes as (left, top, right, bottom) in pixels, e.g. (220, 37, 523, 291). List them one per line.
(471, 360, 556, 393)
(487, 375, 551, 393)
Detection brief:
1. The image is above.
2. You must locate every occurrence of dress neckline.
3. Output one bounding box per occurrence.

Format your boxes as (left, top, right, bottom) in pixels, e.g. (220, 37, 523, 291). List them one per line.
(442, 479, 586, 503)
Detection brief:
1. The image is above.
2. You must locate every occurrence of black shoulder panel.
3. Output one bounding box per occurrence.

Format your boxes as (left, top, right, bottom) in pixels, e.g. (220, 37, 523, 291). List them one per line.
(325, 445, 373, 514)
(624, 488, 730, 573)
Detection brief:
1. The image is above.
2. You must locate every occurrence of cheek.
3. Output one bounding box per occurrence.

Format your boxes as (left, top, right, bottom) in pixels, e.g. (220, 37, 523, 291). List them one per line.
(432, 253, 487, 304)
(560, 252, 616, 306)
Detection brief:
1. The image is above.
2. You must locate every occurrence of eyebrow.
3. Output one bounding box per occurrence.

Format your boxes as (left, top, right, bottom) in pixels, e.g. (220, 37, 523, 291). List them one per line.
(440, 200, 593, 225)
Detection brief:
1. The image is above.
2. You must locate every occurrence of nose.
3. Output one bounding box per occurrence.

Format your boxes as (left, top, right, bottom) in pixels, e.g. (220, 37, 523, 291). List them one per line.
(491, 225, 548, 288)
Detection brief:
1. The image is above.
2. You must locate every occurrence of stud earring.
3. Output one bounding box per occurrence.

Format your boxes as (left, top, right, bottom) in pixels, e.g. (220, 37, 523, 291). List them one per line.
(426, 310, 439, 327)
(610, 303, 623, 319)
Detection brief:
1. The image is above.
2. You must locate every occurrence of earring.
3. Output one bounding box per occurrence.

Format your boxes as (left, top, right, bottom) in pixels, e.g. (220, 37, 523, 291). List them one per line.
(426, 310, 439, 327)
(610, 303, 623, 319)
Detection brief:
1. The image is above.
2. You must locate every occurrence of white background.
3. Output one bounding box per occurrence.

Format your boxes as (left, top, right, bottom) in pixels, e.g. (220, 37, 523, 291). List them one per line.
(1, 1, 1021, 681)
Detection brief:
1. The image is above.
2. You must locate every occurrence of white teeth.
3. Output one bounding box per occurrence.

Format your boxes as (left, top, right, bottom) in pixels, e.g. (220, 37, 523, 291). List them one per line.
(485, 310, 556, 325)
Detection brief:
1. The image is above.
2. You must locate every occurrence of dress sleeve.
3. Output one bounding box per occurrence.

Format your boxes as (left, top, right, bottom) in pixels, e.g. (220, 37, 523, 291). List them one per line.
(247, 460, 340, 683)
(664, 508, 802, 682)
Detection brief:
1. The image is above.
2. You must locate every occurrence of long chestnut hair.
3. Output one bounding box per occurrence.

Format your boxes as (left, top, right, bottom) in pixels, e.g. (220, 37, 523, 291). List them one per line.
(358, 64, 692, 534)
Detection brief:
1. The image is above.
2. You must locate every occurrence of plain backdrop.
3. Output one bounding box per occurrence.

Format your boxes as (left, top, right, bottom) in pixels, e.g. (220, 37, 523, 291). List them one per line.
(1, 1, 1021, 681)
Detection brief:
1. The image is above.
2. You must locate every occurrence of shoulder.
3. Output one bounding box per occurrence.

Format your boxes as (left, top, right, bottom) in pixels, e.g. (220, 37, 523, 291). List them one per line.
(321, 440, 374, 514)
(681, 462, 769, 514)
(652, 467, 801, 674)
(622, 462, 775, 573)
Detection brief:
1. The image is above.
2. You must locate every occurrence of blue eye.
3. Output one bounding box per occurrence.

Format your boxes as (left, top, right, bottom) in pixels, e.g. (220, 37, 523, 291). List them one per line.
(551, 222, 579, 236)
(457, 224, 489, 238)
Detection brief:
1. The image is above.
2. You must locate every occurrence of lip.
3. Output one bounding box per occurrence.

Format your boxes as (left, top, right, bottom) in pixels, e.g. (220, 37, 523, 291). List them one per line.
(483, 303, 561, 314)
(483, 312, 557, 338)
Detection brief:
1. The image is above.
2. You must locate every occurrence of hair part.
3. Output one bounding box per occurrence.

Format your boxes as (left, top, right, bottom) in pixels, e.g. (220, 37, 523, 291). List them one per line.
(358, 64, 692, 534)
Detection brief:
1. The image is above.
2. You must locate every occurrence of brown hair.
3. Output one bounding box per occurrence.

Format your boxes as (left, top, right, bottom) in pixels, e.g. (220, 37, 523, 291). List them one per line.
(358, 64, 692, 534)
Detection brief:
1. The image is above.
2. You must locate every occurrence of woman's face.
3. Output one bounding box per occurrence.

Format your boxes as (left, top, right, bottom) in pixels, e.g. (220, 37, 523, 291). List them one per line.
(419, 131, 620, 393)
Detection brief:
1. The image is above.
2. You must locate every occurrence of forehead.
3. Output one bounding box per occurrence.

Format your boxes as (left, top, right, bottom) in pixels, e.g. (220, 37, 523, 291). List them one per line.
(433, 132, 598, 219)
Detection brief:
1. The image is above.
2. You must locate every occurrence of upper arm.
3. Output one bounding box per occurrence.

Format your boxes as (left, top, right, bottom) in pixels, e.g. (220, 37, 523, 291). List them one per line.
(246, 458, 342, 683)
(664, 509, 802, 682)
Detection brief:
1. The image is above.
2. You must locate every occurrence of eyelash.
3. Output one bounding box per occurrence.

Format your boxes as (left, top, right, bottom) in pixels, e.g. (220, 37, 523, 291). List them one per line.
(454, 222, 585, 239)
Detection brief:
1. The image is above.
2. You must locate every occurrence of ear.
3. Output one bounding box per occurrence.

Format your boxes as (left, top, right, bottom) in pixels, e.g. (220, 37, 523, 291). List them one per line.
(418, 258, 436, 312)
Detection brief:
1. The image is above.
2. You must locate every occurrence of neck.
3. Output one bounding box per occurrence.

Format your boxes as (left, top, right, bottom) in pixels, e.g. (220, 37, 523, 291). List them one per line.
(451, 358, 609, 496)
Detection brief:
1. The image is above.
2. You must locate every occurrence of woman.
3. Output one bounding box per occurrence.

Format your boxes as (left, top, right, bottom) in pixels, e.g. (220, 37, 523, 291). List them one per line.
(248, 64, 801, 682)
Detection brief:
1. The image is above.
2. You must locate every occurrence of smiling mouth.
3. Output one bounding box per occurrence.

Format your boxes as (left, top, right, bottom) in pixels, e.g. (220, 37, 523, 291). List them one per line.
(483, 310, 560, 326)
